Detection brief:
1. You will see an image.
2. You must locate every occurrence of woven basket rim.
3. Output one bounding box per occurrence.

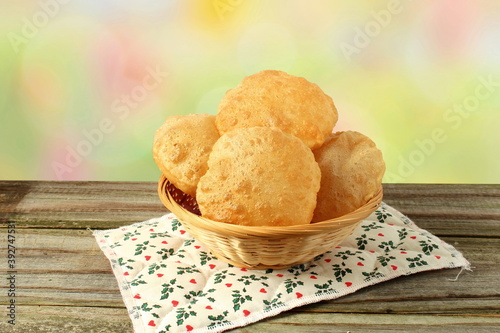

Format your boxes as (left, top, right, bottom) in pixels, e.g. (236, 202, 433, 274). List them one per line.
(158, 175, 383, 238)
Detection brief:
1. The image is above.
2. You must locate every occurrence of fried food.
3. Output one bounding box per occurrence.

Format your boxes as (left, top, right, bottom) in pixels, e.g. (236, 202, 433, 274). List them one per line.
(197, 127, 321, 226)
(312, 131, 385, 222)
(215, 70, 338, 150)
(153, 114, 219, 196)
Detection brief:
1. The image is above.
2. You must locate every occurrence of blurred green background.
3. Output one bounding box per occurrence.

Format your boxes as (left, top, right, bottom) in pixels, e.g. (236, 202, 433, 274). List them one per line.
(1, 0, 499, 183)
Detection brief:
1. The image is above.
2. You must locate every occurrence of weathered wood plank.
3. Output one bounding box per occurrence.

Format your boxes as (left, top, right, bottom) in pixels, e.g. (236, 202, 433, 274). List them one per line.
(0, 227, 498, 315)
(8, 268, 499, 314)
(0, 181, 499, 332)
(0, 181, 167, 228)
(382, 183, 500, 238)
(1, 182, 499, 238)
(243, 312, 500, 332)
(0, 305, 132, 333)
(1, 305, 498, 333)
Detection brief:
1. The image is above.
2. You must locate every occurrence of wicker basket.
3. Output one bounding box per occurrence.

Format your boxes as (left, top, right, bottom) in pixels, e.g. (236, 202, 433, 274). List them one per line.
(157, 174, 383, 269)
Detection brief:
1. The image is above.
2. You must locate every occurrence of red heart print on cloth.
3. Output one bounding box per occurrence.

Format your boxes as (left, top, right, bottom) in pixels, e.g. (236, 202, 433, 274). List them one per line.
(94, 202, 470, 333)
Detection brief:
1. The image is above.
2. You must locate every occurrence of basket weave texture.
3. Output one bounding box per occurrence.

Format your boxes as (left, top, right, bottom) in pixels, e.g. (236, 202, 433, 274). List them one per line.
(158, 174, 383, 269)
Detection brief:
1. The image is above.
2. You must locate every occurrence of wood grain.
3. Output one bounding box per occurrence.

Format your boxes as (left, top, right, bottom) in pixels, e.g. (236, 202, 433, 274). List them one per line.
(0, 182, 498, 235)
(0, 181, 499, 332)
(0, 181, 166, 228)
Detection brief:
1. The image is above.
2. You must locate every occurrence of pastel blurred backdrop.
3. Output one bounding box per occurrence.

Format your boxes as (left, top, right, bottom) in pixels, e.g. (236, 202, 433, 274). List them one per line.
(1, 0, 499, 182)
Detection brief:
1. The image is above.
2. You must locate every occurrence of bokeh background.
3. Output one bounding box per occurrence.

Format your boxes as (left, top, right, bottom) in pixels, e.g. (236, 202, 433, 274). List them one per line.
(1, 0, 499, 183)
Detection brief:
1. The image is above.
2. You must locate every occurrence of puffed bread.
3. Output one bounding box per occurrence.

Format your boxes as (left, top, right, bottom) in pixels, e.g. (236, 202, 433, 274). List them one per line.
(215, 70, 338, 150)
(153, 114, 219, 196)
(197, 127, 321, 226)
(312, 131, 385, 222)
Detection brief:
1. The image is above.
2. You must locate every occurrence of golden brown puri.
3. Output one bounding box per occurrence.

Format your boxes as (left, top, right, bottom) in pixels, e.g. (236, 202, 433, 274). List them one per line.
(215, 70, 338, 150)
(153, 114, 219, 197)
(312, 131, 385, 222)
(196, 127, 321, 226)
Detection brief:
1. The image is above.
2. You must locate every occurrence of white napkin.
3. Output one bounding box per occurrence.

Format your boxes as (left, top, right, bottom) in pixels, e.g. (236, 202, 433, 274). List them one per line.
(94, 202, 470, 333)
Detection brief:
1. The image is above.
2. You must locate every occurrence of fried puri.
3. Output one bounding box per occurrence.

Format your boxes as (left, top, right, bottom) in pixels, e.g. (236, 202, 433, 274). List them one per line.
(153, 114, 219, 196)
(196, 127, 321, 226)
(215, 70, 338, 150)
(312, 131, 385, 222)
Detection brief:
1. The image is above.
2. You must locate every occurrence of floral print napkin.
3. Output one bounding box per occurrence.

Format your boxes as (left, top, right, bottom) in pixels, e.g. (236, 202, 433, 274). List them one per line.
(94, 202, 470, 333)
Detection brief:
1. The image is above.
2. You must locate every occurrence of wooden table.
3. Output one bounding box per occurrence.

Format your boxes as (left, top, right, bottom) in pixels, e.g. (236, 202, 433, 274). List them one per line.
(0, 182, 499, 332)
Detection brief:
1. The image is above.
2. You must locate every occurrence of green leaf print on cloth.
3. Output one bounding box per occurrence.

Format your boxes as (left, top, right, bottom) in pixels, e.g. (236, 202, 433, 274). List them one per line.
(94, 203, 470, 333)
